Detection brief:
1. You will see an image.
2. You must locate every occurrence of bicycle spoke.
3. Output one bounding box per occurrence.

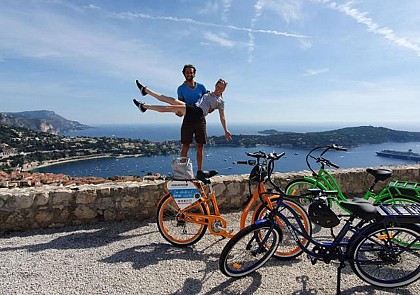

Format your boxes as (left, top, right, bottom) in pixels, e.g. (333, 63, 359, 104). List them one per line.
(350, 225, 420, 287)
(220, 224, 280, 277)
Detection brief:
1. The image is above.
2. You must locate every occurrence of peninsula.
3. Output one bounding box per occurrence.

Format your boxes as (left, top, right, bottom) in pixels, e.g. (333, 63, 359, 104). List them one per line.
(0, 124, 180, 171)
(208, 126, 420, 149)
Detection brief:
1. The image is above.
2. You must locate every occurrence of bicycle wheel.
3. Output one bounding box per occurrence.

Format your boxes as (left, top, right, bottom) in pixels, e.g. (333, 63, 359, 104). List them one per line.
(348, 223, 420, 288)
(219, 222, 282, 278)
(253, 197, 312, 260)
(285, 179, 321, 206)
(157, 194, 207, 247)
(374, 195, 420, 205)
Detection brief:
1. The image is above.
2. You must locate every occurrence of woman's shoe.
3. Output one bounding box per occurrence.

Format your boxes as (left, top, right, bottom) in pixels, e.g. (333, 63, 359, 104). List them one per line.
(136, 80, 148, 96)
(133, 99, 147, 112)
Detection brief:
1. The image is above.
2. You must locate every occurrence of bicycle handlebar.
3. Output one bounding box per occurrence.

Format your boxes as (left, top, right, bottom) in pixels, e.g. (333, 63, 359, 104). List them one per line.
(242, 151, 285, 163)
(306, 144, 347, 174)
(268, 151, 285, 160)
(331, 144, 347, 151)
(246, 151, 267, 158)
(236, 160, 257, 165)
(239, 150, 287, 197)
(315, 157, 340, 169)
(328, 161, 340, 169)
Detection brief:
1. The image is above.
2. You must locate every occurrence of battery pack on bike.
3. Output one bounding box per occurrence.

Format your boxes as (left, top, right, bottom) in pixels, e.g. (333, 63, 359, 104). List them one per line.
(377, 203, 420, 223)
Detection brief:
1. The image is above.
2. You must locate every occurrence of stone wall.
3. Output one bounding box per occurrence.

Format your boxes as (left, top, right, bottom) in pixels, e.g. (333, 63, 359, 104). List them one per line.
(1, 164, 420, 233)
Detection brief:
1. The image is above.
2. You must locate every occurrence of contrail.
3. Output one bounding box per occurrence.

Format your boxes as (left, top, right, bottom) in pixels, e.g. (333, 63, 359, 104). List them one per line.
(315, 0, 420, 57)
(113, 12, 309, 39)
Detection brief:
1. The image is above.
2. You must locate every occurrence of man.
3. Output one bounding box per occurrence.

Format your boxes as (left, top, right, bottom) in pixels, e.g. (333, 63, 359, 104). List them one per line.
(177, 64, 207, 173)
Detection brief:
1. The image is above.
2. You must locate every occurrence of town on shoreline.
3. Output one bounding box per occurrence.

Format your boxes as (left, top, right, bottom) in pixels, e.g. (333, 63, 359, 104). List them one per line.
(0, 124, 180, 172)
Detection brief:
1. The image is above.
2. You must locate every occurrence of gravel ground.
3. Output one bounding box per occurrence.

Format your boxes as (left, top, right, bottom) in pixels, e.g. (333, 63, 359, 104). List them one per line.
(0, 213, 419, 295)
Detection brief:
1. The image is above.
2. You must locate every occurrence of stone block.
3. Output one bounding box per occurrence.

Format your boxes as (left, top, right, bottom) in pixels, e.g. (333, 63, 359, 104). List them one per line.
(76, 190, 97, 204)
(34, 192, 49, 206)
(52, 191, 74, 206)
(74, 205, 97, 220)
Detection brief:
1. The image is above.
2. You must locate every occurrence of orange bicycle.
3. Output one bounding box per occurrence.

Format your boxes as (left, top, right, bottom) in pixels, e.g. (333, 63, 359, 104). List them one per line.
(156, 151, 312, 259)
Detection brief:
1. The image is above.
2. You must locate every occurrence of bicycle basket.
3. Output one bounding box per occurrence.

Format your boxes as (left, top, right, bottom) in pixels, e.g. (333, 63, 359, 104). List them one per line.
(308, 200, 340, 228)
(249, 164, 267, 183)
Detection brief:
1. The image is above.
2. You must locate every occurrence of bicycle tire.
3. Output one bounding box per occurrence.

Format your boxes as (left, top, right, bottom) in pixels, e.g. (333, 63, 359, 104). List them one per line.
(253, 197, 312, 260)
(156, 193, 208, 247)
(285, 178, 325, 206)
(374, 195, 420, 205)
(219, 221, 282, 278)
(348, 223, 420, 288)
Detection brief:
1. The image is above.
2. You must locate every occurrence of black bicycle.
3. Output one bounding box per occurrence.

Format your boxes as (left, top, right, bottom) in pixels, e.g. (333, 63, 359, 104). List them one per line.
(219, 153, 420, 294)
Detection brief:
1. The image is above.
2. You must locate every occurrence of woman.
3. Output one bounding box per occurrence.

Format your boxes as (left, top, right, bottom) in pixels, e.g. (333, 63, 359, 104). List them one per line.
(133, 79, 232, 142)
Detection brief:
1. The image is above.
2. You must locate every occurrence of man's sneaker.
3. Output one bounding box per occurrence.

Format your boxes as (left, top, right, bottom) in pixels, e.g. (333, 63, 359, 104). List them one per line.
(133, 99, 147, 112)
(136, 80, 148, 96)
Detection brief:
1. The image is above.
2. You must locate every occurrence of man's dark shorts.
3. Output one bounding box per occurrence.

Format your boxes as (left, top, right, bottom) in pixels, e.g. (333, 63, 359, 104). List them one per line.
(181, 105, 206, 144)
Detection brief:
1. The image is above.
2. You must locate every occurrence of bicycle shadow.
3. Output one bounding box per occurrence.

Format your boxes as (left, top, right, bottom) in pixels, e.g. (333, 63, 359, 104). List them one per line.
(170, 273, 262, 295)
(100, 238, 264, 294)
(101, 242, 211, 269)
(0, 220, 150, 253)
(290, 274, 416, 295)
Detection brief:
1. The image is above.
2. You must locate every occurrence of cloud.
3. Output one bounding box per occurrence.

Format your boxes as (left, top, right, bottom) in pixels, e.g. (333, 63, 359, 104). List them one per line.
(303, 68, 329, 76)
(111, 5, 309, 64)
(0, 4, 181, 87)
(247, 0, 306, 62)
(265, 0, 304, 24)
(248, 0, 266, 63)
(221, 0, 233, 22)
(112, 12, 308, 38)
(315, 0, 420, 57)
(203, 32, 236, 48)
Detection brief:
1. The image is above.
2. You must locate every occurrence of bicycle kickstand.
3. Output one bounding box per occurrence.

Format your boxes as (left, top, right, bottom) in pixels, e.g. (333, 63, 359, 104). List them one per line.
(336, 260, 346, 295)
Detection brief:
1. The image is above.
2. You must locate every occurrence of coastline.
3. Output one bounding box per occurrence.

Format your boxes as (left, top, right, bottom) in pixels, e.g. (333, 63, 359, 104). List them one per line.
(25, 154, 144, 172)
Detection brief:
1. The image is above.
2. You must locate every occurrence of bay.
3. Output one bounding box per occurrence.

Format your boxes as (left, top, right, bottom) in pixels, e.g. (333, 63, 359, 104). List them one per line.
(34, 123, 420, 178)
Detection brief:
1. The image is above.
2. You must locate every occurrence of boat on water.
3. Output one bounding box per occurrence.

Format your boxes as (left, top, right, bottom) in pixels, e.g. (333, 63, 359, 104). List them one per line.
(376, 149, 420, 161)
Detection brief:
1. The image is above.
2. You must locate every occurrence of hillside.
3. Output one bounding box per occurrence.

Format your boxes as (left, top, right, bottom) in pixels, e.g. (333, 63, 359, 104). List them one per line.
(0, 124, 179, 171)
(209, 126, 420, 148)
(0, 110, 91, 134)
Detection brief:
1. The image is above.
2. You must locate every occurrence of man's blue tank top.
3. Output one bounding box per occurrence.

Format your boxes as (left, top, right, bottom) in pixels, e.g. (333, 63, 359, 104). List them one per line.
(177, 82, 207, 105)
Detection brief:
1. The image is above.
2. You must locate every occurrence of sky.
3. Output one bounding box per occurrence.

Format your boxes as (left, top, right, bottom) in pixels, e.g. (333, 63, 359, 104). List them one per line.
(1, 0, 420, 130)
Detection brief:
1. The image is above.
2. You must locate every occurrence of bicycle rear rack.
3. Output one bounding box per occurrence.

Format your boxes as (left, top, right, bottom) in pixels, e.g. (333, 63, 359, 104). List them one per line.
(377, 203, 420, 223)
(387, 180, 420, 198)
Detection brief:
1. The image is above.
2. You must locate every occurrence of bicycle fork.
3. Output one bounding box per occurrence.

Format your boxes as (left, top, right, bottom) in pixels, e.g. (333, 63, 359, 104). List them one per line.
(248, 224, 279, 256)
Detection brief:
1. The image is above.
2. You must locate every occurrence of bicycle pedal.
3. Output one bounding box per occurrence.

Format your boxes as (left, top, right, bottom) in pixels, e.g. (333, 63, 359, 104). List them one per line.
(309, 255, 317, 265)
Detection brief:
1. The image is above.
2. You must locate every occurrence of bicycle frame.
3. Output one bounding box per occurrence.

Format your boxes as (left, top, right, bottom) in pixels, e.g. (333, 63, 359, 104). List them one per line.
(262, 198, 358, 261)
(252, 197, 420, 293)
(288, 145, 420, 207)
(163, 180, 274, 239)
(157, 151, 313, 256)
(220, 159, 420, 291)
(299, 169, 347, 201)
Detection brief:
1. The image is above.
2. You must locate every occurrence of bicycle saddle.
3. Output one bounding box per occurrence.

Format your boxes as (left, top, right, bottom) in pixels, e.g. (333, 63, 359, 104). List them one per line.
(340, 201, 378, 220)
(366, 168, 392, 181)
(196, 170, 218, 184)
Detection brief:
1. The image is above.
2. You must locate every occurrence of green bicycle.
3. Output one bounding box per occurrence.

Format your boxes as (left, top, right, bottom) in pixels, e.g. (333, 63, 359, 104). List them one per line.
(285, 144, 420, 208)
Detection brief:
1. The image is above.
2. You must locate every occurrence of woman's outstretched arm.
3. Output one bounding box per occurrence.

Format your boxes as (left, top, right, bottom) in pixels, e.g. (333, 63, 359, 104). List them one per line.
(218, 109, 232, 141)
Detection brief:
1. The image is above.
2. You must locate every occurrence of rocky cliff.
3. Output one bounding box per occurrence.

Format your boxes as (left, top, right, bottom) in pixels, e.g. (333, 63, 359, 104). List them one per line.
(0, 110, 91, 134)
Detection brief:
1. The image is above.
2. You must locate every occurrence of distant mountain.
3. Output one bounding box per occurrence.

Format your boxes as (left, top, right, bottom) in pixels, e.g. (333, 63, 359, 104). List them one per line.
(209, 126, 420, 148)
(0, 110, 91, 134)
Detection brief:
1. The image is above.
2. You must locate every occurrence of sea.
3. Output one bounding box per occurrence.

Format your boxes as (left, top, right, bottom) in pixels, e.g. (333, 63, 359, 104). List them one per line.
(34, 122, 420, 178)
